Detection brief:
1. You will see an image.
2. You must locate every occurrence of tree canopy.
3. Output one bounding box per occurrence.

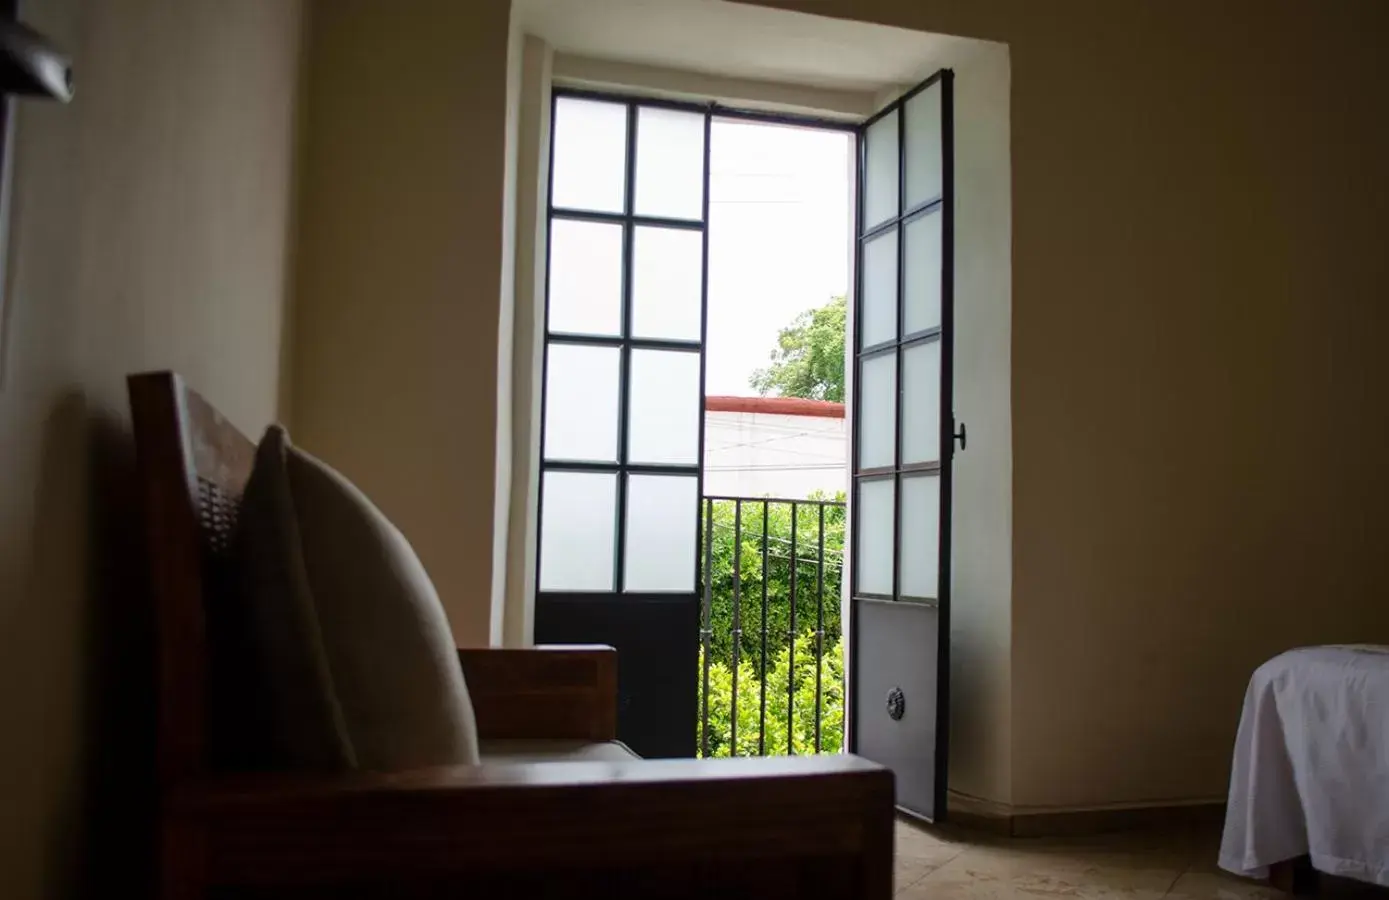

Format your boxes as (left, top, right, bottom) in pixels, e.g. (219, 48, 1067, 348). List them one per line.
(748, 295, 846, 403)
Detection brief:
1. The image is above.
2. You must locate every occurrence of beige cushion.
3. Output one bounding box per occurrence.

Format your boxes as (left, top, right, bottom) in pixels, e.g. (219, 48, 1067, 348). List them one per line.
(479, 740, 640, 765)
(233, 424, 479, 771)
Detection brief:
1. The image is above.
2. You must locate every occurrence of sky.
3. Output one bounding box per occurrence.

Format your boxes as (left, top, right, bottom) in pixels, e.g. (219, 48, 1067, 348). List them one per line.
(706, 119, 852, 396)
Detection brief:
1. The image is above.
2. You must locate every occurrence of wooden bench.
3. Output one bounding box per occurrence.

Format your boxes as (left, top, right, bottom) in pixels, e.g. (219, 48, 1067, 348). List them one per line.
(129, 371, 894, 899)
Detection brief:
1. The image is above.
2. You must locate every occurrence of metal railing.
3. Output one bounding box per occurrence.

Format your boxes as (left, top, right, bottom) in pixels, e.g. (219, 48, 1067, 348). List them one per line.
(697, 495, 846, 758)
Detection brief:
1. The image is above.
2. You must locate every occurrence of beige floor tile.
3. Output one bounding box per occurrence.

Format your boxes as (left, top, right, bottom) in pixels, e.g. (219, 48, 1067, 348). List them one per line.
(1018, 827, 1210, 864)
(898, 821, 971, 863)
(898, 841, 1186, 900)
(895, 821, 969, 894)
(896, 857, 941, 894)
(1163, 870, 1284, 900)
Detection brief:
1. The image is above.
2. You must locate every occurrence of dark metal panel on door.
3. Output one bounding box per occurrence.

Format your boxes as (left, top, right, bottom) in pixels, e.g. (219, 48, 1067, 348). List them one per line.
(852, 599, 941, 819)
(535, 594, 699, 759)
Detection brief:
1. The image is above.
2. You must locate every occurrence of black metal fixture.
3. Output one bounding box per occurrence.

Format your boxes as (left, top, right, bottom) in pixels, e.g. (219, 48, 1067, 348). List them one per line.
(0, 19, 72, 102)
(886, 686, 906, 721)
(0, 4, 71, 392)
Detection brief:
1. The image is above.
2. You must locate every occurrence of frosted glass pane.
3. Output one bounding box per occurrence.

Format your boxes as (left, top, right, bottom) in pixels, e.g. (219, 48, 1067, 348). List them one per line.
(548, 219, 622, 336)
(856, 477, 894, 596)
(551, 97, 626, 213)
(632, 226, 702, 340)
(539, 471, 616, 591)
(864, 111, 899, 229)
(635, 107, 705, 220)
(544, 344, 619, 462)
(899, 475, 940, 600)
(628, 350, 700, 464)
(857, 351, 896, 470)
(861, 228, 897, 348)
(903, 211, 942, 335)
(902, 341, 941, 464)
(905, 83, 943, 208)
(624, 475, 698, 592)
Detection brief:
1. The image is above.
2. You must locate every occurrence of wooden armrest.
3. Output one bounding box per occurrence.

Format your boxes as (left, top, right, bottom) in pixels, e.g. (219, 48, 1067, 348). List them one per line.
(170, 755, 894, 893)
(456, 645, 617, 741)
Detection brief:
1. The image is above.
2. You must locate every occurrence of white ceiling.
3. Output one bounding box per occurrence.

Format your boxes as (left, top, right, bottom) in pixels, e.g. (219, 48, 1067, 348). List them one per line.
(514, 0, 982, 94)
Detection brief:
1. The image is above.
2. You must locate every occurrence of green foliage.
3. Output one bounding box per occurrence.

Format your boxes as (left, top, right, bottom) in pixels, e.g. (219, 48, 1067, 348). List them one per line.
(749, 295, 847, 402)
(700, 496, 844, 669)
(697, 634, 844, 758)
(697, 496, 846, 756)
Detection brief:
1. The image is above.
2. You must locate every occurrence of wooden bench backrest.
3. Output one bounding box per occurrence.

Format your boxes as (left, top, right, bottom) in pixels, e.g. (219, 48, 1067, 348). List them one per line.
(128, 371, 256, 785)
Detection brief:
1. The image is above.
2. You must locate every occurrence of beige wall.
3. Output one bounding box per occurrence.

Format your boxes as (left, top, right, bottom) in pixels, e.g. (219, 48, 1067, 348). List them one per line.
(0, 0, 302, 896)
(292, 0, 1389, 811)
(747, 0, 1389, 809)
(501, 35, 551, 648)
(289, 0, 513, 646)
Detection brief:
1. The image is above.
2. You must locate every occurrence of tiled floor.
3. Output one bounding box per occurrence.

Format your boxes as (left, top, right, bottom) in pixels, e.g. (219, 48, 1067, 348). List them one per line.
(893, 820, 1385, 899)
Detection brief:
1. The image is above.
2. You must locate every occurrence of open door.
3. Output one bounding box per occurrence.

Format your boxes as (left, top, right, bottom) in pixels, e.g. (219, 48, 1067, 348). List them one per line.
(533, 92, 711, 758)
(848, 70, 955, 821)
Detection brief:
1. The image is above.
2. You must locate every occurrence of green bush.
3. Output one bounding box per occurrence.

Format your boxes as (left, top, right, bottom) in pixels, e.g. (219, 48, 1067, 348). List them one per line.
(697, 495, 846, 757)
(697, 633, 843, 757)
(699, 495, 844, 670)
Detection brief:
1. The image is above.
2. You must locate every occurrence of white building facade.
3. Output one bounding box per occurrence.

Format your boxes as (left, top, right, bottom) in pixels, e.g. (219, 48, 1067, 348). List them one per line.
(701, 396, 847, 500)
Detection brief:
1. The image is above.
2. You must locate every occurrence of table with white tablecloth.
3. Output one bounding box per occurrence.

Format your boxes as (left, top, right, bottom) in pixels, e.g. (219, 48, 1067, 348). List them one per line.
(1219, 645, 1389, 887)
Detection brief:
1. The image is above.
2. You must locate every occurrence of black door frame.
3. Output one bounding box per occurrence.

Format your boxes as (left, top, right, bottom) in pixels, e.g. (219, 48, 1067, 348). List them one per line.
(847, 69, 955, 820)
(537, 91, 709, 601)
(535, 88, 859, 757)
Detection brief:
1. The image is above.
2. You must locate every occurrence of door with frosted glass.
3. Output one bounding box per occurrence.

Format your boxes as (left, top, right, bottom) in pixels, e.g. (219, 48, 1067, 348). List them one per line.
(533, 93, 709, 758)
(849, 71, 955, 820)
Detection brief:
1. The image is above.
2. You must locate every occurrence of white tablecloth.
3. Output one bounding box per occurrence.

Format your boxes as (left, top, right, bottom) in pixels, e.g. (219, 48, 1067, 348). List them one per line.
(1219, 646, 1389, 887)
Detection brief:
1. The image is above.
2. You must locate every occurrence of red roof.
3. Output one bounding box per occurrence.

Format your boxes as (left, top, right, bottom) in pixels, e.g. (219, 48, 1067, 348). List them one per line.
(704, 396, 844, 419)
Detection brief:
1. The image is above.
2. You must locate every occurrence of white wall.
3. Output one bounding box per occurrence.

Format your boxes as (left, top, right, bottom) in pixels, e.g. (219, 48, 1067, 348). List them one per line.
(704, 408, 847, 500)
(500, 34, 552, 648)
(946, 41, 1013, 806)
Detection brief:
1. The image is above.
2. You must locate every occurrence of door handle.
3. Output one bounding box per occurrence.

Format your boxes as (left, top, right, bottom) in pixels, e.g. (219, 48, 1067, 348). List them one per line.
(953, 420, 967, 452)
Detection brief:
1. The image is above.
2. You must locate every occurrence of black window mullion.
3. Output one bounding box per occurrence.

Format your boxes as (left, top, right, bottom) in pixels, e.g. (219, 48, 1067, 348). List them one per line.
(901, 327, 943, 349)
(551, 207, 704, 231)
(692, 106, 713, 598)
(540, 89, 713, 599)
(891, 101, 906, 606)
(860, 338, 899, 359)
(614, 101, 639, 594)
(544, 461, 698, 476)
(535, 90, 559, 592)
(849, 115, 865, 619)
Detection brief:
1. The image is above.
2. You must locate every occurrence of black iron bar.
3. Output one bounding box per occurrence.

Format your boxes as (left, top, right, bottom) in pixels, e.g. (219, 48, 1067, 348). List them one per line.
(815, 501, 826, 753)
(703, 494, 845, 507)
(700, 497, 713, 758)
(730, 499, 742, 756)
(759, 500, 769, 756)
(787, 502, 798, 755)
